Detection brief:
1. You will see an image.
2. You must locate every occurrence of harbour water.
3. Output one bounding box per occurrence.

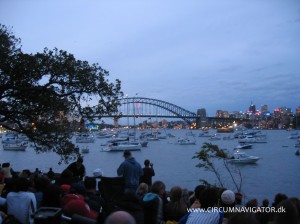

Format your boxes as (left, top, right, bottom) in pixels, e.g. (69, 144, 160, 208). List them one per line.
(1, 129, 299, 203)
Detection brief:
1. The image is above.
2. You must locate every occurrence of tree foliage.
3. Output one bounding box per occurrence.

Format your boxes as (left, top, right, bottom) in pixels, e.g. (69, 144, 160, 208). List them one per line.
(193, 142, 242, 192)
(0, 24, 123, 163)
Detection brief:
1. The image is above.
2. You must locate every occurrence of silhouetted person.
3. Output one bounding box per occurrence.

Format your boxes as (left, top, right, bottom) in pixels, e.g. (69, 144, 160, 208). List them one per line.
(117, 151, 143, 194)
(47, 168, 55, 180)
(67, 157, 86, 181)
(140, 159, 155, 187)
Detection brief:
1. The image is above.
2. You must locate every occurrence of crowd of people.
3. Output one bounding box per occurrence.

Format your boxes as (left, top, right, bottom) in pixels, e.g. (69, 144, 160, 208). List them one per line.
(0, 151, 299, 224)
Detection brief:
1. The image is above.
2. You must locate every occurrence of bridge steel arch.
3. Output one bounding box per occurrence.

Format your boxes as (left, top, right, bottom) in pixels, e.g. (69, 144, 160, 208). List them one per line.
(119, 97, 199, 125)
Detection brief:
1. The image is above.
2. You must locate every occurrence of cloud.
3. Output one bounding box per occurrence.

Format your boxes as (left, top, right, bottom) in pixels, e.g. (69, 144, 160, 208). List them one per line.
(1, 0, 300, 116)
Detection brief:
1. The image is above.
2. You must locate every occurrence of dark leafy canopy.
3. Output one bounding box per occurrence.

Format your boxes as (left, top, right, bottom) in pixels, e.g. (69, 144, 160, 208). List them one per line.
(0, 24, 123, 163)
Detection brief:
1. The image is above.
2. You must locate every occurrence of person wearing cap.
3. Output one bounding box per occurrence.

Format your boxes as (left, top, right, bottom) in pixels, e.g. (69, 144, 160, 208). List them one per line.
(62, 193, 98, 220)
(117, 150, 143, 194)
(220, 189, 236, 223)
(1, 163, 12, 179)
(66, 157, 86, 181)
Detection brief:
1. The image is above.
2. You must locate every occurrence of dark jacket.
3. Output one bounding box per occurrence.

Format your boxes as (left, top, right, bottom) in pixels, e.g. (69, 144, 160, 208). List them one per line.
(140, 167, 155, 186)
(117, 157, 143, 189)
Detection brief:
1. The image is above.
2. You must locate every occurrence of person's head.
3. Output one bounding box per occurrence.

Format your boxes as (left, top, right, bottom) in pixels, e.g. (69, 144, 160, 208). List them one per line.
(63, 197, 98, 220)
(77, 157, 83, 165)
(262, 198, 269, 207)
(274, 198, 299, 224)
(59, 169, 74, 185)
(273, 193, 288, 207)
(136, 182, 148, 195)
(123, 150, 131, 159)
(151, 180, 166, 197)
(235, 192, 243, 204)
(193, 185, 206, 200)
(170, 186, 183, 202)
(1, 163, 12, 178)
(2, 162, 10, 168)
(15, 177, 30, 192)
(19, 169, 31, 178)
(93, 168, 103, 178)
(144, 159, 150, 167)
(221, 189, 236, 207)
(105, 211, 136, 224)
(246, 198, 258, 208)
(199, 187, 219, 209)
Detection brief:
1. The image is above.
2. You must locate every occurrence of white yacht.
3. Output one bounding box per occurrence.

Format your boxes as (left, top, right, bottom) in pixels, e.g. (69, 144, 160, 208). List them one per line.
(227, 152, 260, 164)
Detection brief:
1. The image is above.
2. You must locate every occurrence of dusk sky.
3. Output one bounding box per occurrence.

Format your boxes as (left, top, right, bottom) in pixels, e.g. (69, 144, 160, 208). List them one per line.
(1, 0, 300, 116)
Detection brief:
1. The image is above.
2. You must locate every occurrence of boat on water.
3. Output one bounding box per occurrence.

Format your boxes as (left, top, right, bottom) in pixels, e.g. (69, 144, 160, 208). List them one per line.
(175, 137, 196, 145)
(227, 152, 260, 164)
(198, 130, 212, 137)
(144, 133, 159, 141)
(199, 133, 212, 137)
(1, 132, 28, 144)
(234, 144, 253, 149)
(238, 135, 267, 143)
(139, 141, 148, 147)
(209, 134, 221, 141)
(107, 141, 142, 152)
(130, 138, 148, 147)
(106, 137, 129, 144)
(75, 133, 95, 143)
(223, 135, 234, 140)
(151, 130, 167, 139)
(217, 127, 234, 133)
(81, 146, 90, 153)
(2, 142, 27, 151)
(96, 131, 113, 139)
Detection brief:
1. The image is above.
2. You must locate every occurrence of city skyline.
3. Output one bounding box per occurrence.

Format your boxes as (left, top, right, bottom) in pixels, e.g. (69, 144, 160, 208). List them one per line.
(0, 0, 299, 116)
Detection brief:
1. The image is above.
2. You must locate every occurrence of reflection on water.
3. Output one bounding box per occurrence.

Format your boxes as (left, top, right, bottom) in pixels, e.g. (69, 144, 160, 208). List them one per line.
(1, 129, 299, 202)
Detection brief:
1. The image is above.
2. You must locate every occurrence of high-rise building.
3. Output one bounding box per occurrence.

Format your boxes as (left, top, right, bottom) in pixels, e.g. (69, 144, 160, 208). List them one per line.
(216, 110, 223, 118)
(296, 107, 300, 116)
(249, 102, 256, 113)
(279, 107, 287, 114)
(215, 110, 229, 118)
(161, 119, 167, 128)
(296, 107, 300, 129)
(261, 105, 268, 114)
(197, 108, 207, 118)
(223, 111, 229, 118)
(197, 108, 207, 128)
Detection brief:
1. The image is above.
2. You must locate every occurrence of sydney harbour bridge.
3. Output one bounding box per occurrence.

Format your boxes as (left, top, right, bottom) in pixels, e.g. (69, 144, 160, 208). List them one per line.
(99, 97, 249, 127)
